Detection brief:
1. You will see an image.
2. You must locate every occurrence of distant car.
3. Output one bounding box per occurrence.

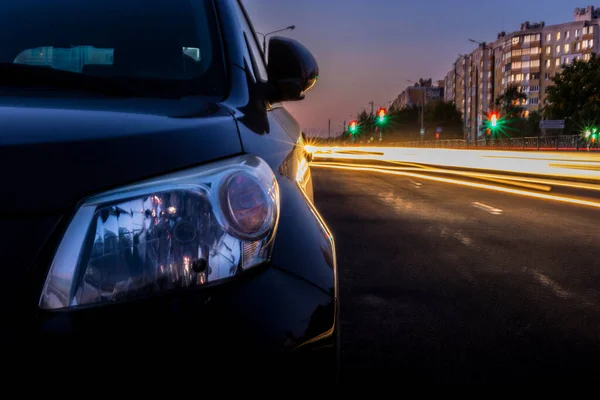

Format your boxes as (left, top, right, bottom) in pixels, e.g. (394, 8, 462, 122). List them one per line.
(1, 0, 337, 379)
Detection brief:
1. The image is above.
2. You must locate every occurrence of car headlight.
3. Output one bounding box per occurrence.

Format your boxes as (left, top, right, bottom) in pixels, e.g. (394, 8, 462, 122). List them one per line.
(40, 155, 279, 310)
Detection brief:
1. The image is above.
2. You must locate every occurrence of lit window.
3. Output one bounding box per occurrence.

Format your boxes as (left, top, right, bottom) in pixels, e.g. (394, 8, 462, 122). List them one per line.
(556, 32, 561, 40)
(589, 39, 594, 48)
(565, 31, 570, 40)
(545, 59, 551, 67)
(546, 33, 552, 42)
(583, 40, 588, 49)
(584, 53, 591, 61)
(545, 46, 551, 55)
(531, 59, 540, 67)
(565, 57, 570, 65)
(564, 44, 570, 52)
(576, 29, 581, 37)
(512, 37, 520, 45)
(555, 58, 560, 67)
(555, 45, 560, 54)
(576, 42, 581, 51)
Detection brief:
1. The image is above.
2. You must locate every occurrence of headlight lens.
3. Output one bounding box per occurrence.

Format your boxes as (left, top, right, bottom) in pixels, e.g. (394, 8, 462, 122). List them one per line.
(40, 155, 279, 310)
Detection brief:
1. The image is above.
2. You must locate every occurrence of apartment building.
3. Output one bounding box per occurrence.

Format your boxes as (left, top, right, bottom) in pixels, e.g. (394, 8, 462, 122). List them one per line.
(445, 6, 600, 140)
(390, 78, 444, 110)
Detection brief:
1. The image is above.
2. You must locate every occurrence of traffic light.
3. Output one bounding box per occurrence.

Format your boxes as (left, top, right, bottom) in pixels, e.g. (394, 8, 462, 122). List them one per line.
(491, 112, 498, 128)
(349, 120, 357, 134)
(378, 108, 386, 123)
(435, 133, 440, 140)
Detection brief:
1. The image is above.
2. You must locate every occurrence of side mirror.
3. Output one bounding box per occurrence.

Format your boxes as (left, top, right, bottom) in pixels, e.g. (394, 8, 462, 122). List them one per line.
(266, 37, 319, 103)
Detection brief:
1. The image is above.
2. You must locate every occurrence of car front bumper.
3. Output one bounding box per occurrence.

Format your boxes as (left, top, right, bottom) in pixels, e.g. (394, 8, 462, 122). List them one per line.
(33, 263, 338, 378)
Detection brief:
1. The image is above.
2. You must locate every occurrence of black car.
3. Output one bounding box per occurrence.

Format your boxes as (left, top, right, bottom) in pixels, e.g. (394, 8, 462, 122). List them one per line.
(1, 0, 338, 379)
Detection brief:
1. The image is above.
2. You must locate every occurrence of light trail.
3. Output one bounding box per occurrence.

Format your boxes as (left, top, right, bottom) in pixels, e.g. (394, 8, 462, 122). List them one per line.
(311, 163, 600, 210)
(311, 161, 600, 192)
(310, 146, 600, 181)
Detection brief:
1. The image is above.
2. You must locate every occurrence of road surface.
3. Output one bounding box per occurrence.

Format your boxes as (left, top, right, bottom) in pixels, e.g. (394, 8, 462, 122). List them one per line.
(312, 165, 600, 384)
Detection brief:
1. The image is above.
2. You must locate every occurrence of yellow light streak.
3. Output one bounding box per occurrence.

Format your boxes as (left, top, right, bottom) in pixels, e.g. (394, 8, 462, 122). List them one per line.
(312, 146, 600, 181)
(312, 161, 600, 192)
(311, 163, 600, 210)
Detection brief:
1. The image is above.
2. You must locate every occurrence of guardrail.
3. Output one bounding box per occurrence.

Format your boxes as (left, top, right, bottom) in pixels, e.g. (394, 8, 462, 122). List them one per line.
(384, 136, 600, 151)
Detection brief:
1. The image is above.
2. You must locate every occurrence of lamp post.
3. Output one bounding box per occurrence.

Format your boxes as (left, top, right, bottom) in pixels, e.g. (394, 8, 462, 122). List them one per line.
(407, 79, 426, 141)
(469, 38, 495, 142)
(457, 53, 470, 142)
(256, 25, 296, 54)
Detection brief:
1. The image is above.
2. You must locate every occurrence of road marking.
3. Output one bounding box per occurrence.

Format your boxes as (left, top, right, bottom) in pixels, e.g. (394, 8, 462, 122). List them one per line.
(471, 202, 504, 215)
(408, 179, 422, 188)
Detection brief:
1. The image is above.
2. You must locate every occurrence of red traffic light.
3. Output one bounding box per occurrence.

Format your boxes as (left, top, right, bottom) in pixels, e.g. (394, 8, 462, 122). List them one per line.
(490, 112, 498, 127)
(378, 108, 386, 122)
(349, 121, 357, 133)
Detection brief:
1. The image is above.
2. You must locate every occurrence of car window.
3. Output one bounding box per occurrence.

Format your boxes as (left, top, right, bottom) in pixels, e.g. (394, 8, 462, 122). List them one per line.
(234, 0, 268, 82)
(0, 0, 226, 98)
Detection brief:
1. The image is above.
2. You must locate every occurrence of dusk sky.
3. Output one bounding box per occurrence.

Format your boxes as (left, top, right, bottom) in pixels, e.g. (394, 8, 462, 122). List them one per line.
(243, 0, 578, 136)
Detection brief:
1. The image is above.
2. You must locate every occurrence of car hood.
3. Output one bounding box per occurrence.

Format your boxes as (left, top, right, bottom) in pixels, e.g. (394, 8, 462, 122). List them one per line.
(0, 104, 242, 214)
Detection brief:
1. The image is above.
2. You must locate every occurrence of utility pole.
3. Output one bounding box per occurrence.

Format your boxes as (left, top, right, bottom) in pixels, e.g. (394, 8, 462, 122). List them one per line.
(328, 119, 331, 139)
(463, 56, 468, 142)
(473, 65, 479, 142)
(421, 87, 425, 139)
(368, 101, 374, 116)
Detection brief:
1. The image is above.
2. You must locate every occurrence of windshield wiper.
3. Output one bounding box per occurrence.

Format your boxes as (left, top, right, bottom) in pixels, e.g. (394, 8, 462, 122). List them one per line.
(0, 63, 159, 98)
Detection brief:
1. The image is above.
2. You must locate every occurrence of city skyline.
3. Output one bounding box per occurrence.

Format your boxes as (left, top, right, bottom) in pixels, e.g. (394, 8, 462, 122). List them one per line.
(243, 0, 579, 135)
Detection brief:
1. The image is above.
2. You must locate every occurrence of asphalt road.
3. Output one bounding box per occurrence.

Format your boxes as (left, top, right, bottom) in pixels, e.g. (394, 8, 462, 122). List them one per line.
(312, 166, 600, 384)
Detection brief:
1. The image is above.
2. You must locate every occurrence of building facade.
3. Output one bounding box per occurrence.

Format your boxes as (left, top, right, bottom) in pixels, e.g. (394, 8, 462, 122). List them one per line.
(390, 78, 445, 110)
(444, 5, 600, 141)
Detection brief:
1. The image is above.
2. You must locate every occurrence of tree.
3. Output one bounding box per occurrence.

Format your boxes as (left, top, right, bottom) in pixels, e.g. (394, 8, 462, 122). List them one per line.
(526, 111, 542, 136)
(424, 100, 463, 122)
(545, 53, 600, 133)
(356, 110, 371, 136)
(495, 84, 527, 117)
(491, 85, 528, 138)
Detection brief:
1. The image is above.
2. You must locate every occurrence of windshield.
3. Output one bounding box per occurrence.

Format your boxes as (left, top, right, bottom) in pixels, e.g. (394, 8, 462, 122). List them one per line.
(0, 0, 225, 98)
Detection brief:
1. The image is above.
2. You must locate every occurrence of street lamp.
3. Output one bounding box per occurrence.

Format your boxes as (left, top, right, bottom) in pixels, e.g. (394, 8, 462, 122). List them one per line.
(407, 79, 426, 140)
(457, 53, 470, 141)
(468, 38, 494, 141)
(256, 25, 296, 53)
